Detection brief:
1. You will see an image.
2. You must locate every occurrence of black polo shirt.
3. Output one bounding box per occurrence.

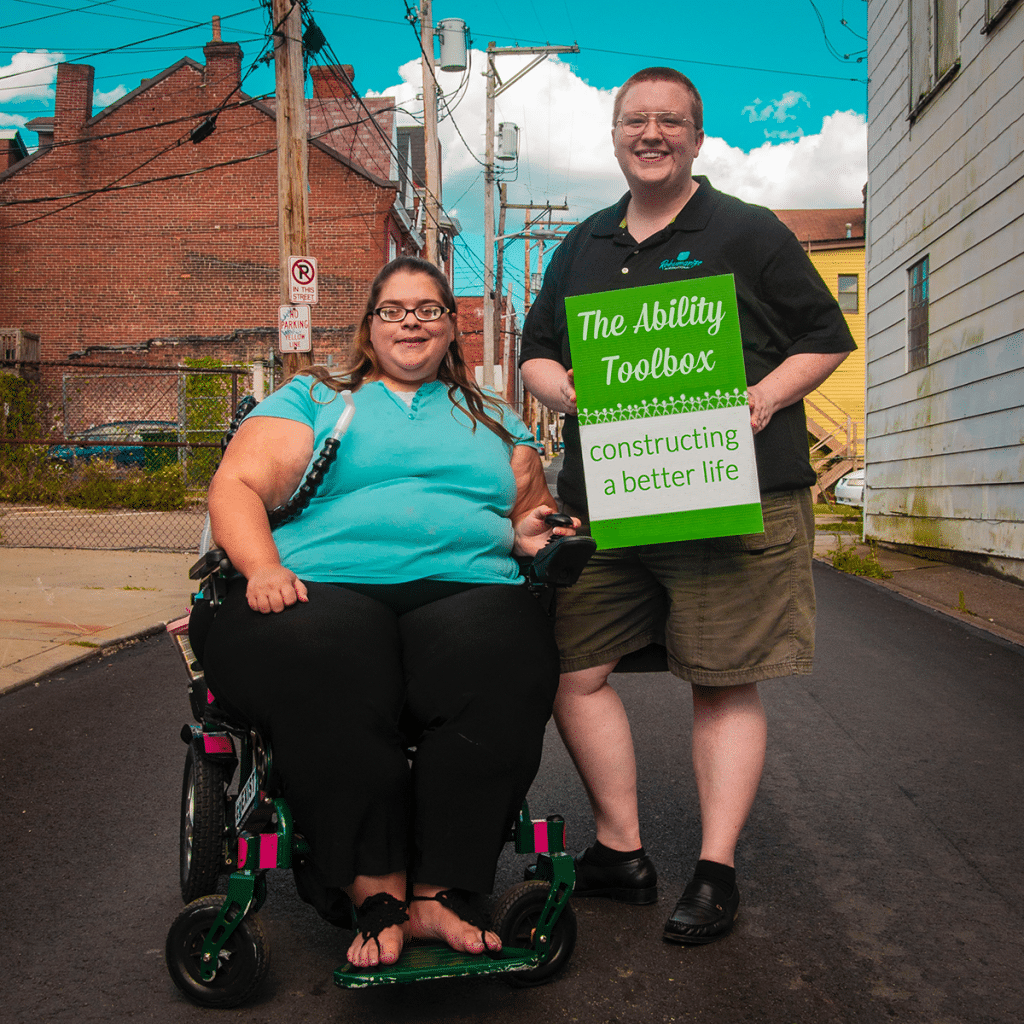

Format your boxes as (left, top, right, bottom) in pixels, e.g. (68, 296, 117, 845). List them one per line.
(520, 176, 856, 513)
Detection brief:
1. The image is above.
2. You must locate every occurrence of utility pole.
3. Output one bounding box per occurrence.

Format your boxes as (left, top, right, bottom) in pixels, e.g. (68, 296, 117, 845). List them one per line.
(497, 198, 570, 407)
(483, 41, 578, 389)
(273, 0, 312, 376)
(419, 0, 440, 266)
(515, 206, 575, 452)
(492, 183, 507, 395)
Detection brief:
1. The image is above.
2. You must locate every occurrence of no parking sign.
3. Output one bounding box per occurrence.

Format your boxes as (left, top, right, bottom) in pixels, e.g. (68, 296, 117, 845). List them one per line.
(288, 256, 318, 305)
(279, 304, 311, 352)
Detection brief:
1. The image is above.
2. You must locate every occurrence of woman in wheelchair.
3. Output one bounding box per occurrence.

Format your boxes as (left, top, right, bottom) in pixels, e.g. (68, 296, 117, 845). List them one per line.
(191, 256, 578, 971)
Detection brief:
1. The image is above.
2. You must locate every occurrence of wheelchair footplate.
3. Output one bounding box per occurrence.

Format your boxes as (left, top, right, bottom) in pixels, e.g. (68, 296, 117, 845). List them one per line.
(334, 945, 543, 988)
(335, 809, 576, 989)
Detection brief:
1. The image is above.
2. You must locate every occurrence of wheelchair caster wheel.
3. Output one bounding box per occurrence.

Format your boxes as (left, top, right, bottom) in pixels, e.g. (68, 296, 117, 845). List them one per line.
(180, 744, 231, 903)
(165, 895, 269, 1008)
(492, 880, 577, 986)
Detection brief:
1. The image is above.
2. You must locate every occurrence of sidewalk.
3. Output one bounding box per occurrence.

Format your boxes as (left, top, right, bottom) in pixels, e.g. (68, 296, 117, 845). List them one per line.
(812, 522, 1024, 648)
(0, 547, 195, 695)
(2, 525, 1023, 697)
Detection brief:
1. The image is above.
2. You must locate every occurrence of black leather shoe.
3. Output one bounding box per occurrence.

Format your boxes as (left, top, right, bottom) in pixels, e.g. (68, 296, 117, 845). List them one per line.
(526, 846, 658, 905)
(662, 877, 739, 944)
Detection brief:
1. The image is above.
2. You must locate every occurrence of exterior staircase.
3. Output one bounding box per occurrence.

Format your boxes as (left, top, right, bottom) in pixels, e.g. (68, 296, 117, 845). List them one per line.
(805, 390, 862, 502)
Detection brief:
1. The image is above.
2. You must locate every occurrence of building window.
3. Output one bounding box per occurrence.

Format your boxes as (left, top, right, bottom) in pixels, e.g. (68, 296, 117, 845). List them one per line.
(909, 0, 960, 114)
(838, 274, 859, 313)
(908, 257, 929, 371)
(984, 0, 1021, 32)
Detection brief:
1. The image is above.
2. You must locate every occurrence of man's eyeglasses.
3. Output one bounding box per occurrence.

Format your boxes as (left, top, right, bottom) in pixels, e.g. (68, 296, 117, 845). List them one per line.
(616, 111, 694, 137)
(372, 304, 449, 323)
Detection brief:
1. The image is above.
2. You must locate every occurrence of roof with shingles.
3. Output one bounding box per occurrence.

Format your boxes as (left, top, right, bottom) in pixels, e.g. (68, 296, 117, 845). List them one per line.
(773, 208, 865, 245)
(307, 96, 395, 181)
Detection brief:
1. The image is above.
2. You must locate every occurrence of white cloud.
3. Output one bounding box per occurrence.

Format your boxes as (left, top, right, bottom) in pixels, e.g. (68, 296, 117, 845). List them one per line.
(370, 56, 865, 236)
(369, 52, 622, 234)
(94, 85, 128, 110)
(0, 51, 64, 103)
(695, 111, 867, 208)
(1, 113, 30, 129)
(741, 91, 810, 124)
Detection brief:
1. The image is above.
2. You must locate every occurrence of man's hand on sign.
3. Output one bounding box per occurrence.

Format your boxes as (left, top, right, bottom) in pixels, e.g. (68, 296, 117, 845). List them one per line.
(561, 368, 577, 415)
(747, 352, 850, 435)
(746, 380, 775, 435)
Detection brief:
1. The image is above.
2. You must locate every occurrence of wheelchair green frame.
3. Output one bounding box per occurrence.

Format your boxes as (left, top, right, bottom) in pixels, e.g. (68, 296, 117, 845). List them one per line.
(165, 542, 589, 1006)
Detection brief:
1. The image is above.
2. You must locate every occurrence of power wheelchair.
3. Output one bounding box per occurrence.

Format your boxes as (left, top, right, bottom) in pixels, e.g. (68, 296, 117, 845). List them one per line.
(163, 395, 596, 1007)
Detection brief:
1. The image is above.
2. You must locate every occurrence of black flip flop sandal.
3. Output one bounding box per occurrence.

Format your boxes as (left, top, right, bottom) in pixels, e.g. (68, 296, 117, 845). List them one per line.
(352, 892, 409, 962)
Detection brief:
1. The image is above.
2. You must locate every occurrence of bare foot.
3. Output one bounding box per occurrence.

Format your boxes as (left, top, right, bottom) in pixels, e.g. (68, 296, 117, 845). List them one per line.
(346, 920, 408, 968)
(408, 888, 502, 955)
(343, 883, 410, 969)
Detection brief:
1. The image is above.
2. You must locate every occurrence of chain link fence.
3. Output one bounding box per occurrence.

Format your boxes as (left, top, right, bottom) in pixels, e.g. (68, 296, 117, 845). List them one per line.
(0, 360, 266, 551)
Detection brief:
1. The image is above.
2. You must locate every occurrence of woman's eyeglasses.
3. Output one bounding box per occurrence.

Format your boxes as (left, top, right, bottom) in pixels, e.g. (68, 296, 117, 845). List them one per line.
(372, 304, 449, 323)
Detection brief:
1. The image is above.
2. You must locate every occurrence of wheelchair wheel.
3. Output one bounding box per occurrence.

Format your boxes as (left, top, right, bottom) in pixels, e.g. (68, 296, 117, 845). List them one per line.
(492, 880, 577, 986)
(165, 895, 269, 1008)
(180, 744, 229, 903)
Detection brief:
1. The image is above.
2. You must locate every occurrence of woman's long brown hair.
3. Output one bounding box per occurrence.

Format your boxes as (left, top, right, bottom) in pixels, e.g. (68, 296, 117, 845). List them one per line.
(293, 256, 518, 445)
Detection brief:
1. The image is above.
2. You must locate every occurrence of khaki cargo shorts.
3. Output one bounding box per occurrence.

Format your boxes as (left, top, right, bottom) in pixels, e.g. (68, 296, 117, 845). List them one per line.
(556, 489, 816, 686)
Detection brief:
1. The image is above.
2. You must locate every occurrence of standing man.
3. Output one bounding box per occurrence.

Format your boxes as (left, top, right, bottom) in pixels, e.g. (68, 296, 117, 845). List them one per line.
(520, 67, 855, 944)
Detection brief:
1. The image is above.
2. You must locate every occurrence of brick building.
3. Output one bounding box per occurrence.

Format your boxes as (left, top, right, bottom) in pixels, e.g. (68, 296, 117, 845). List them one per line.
(0, 22, 426, 426)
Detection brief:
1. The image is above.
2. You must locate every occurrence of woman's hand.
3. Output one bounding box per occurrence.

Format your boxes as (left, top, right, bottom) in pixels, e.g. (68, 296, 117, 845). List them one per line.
(513, 505, 581, 558)
(245, 564, 309, 614)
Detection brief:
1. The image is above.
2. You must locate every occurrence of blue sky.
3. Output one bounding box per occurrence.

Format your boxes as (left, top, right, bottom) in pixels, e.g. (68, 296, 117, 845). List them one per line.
(2, 1, 869, 295)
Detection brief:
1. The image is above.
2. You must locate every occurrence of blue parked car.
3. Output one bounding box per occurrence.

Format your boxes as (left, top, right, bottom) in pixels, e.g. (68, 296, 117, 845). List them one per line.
(49, 420, 180, 469)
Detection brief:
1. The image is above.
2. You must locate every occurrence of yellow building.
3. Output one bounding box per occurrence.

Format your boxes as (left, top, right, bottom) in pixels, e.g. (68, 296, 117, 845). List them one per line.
(774, 208, 865, 497)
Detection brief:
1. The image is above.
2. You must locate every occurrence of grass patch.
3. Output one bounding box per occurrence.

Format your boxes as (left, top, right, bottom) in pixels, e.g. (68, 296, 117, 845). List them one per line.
(813, 502, 863, 520)
(818, 521, 861, 534)
(68, 640, 100, 648)
(830, 535, 892, 579)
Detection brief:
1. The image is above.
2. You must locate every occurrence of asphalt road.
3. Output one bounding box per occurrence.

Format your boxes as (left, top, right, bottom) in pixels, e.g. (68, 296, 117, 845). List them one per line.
(2, 564, 1022, 1024)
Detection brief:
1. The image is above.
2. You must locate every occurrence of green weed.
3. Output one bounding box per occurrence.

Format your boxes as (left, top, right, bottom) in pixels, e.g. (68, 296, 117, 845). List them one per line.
(830, 535, 892, 579)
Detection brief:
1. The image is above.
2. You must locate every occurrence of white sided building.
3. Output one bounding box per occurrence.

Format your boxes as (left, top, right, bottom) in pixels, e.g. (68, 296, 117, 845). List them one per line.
(866, 0, 1024, 581)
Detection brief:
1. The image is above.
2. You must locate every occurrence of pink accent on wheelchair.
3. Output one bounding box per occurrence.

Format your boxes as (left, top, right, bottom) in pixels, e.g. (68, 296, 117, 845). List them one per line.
(203, 734, 233, 755)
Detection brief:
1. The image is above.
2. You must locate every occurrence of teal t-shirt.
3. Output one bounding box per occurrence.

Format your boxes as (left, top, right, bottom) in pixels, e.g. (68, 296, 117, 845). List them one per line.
(248, 377, 541, 585)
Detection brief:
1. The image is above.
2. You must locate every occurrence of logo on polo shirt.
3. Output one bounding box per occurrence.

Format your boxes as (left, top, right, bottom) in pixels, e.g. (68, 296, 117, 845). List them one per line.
(659, 251, 703, 271)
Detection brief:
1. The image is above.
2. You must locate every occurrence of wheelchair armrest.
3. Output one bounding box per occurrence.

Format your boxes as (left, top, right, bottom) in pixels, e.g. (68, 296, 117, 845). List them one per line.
(189, 548, 233, 582)
(525, 534, 597, 588)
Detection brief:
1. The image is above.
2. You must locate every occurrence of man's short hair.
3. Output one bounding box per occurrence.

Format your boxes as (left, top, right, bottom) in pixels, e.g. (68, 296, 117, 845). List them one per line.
(612, 67, 704, 132)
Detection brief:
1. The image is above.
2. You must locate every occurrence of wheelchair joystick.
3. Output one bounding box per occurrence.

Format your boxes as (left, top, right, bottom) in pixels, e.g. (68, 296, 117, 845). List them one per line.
(543, 512, 574, 529)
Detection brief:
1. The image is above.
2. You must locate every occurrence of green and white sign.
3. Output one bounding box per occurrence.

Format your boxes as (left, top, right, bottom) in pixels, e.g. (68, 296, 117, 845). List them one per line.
(566, 274, 763, 549)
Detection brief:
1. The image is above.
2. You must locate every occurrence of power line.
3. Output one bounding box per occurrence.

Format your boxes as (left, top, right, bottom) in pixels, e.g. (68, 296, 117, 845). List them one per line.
(0, 6, 263, 85)
(805, 0, 867, 64)
(2, 29, 275, 228)
(3, 0, 118, 31)
(7, 95, 270, 154)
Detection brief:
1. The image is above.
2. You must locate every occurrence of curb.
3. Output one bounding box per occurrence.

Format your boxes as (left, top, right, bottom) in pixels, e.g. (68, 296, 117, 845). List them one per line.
(0, 620, 171, 697)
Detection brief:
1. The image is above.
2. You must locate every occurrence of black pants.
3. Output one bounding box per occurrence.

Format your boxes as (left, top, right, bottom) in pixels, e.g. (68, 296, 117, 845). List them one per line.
(196, 579, 559, 894)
